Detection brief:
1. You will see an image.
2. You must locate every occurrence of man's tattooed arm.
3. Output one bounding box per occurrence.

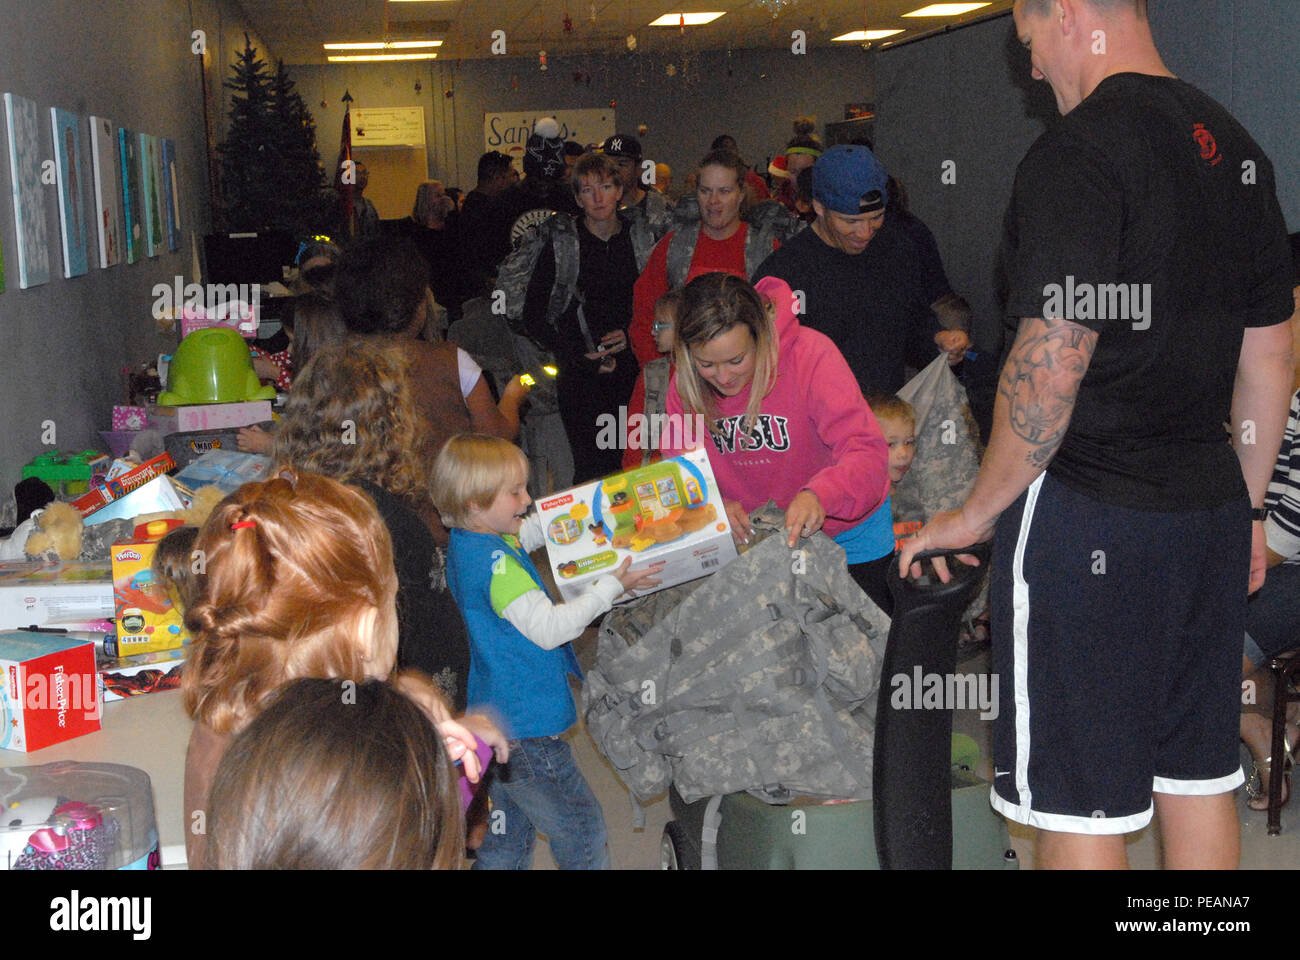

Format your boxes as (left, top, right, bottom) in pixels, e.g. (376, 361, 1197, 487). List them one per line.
(996, 316, 1099, 469)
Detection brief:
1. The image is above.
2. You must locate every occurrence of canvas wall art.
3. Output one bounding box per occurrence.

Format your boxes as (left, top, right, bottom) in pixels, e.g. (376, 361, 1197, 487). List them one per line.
(89, 116, 124, 267)
(4, 93, 51, 288)
(139, 133, 163, 258)
(118, 127, 142, 264)
(161, 138, 179, 251)
(51, 108, 88, 277)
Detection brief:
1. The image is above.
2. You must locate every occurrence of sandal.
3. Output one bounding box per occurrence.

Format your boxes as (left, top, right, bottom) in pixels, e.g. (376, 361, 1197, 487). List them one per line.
(1245, 726, 1296, 812)
(958, 609, 990, 653)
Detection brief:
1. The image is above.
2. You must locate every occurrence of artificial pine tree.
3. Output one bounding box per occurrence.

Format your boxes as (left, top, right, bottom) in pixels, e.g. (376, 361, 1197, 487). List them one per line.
(216, 34, 326, 235)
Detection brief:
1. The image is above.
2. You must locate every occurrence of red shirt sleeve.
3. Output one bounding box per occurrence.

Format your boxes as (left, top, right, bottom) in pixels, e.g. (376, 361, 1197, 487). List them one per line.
(631, 232, 672, 366)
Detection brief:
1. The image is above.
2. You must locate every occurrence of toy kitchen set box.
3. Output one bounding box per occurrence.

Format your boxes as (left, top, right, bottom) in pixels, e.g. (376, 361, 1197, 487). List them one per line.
(536, 448, 737, 602)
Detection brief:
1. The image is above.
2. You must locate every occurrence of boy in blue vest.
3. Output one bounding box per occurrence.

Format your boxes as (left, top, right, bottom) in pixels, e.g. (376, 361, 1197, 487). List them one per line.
(433, 433, 662, 869)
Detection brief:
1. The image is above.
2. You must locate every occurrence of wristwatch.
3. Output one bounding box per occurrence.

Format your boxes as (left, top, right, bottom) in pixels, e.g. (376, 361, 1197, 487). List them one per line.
(1250, 508, 1269, 522)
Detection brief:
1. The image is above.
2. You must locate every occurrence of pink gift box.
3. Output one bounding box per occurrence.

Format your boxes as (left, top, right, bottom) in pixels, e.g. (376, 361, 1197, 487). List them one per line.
(111, 406, 147, 431)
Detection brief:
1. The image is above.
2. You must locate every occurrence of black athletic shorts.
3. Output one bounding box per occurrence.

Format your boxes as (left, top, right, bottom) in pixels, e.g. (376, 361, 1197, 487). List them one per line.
(989, 473, 1249, 834)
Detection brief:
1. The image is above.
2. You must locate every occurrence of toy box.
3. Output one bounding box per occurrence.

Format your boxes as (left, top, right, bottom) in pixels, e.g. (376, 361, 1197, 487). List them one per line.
(0, 762, 160, 869)
(0, 631, 101, 752)
(97, 647, 186, 703)
(0, 561, 115, 630)
(71, 453, 177, 518)
(22, 451, 111, 497)
(146, 399, 272, 435)
(171, 448, 272, 496)
(164, 424, 271, 469)
(111, 405, 148, 431)
(111, 520, 190, 656)
(536, 449, 738, 602)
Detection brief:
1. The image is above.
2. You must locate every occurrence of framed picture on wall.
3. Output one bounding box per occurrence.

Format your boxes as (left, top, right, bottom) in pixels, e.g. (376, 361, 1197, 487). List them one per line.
(4, 92, 51, 288)
(51, 107, 89, 278)
(139, 133, 163, 258)
(89, 116, 124, 267)
(161, 138, 180, 252)
(119, 127, 143, 264)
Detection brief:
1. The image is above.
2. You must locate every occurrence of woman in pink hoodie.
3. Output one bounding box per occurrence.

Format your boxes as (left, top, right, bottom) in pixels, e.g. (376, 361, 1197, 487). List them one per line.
(662, 272, 896, 613)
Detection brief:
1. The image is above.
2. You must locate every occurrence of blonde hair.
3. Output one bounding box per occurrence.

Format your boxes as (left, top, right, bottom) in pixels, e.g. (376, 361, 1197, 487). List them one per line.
(274, 338, 431, 503)
(672, 272, 780, 435)
(431, 434, 528, 530)
(181, 471, 398, 735)
(866, 393, 916, 426)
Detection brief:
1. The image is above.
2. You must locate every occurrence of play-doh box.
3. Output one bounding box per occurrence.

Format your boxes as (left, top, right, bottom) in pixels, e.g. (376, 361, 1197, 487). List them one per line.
(537, 448, 738, 602)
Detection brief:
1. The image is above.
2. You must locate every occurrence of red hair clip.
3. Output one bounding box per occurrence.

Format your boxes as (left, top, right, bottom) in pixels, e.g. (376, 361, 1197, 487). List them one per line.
(231, 520, 256, 530)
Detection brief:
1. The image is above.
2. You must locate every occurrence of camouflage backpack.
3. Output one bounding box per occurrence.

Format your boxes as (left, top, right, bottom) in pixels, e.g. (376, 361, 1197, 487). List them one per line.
(494, 210, 656, 326)
(635, 357, 672, 468)
(665, 199, 805, 290)
(582, 503, 890, 807)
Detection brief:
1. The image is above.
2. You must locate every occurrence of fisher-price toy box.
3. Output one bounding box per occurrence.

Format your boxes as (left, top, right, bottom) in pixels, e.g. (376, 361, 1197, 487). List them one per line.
(0, 561, 115, 629)
(111, 520, 191, 656)
(0, 631, 101, 752)
(537, 448, 737, 602)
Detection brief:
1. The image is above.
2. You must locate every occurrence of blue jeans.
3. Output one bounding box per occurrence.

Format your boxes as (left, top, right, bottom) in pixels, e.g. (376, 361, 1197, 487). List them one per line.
(473, 735, 610, 870)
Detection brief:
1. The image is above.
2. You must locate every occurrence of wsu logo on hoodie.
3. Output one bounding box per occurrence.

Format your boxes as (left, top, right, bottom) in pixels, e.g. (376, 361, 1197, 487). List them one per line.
(711, 414, 792, 455)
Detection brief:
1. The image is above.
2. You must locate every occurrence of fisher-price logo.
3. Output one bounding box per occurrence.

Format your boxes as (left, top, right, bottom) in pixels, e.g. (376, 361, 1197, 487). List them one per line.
(115, 549, 144, 562)
(541, 493, 574, 511)
(9, 665, 16, 700)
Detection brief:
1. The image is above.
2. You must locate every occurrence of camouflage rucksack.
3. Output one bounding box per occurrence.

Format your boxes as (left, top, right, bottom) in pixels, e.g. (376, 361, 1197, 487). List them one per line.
(636, 357, 672, 467)
(494, 210, 657, 326)
(582, 503, 890, 807)
(664, 199, 805, 290)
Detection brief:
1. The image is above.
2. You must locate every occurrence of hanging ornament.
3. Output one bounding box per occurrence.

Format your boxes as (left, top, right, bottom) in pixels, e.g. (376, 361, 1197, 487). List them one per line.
(444, 88, 454, 98)
(665, 63, 677, 76)
(563, 14, 573, 34)
(637, 123, 647, 137)
(756, 0, 798, 16)
(320, 99, 328, 109)
(679, 13, 685, 34)
(609, 98, 617, 108)
(539, 49, 548, 70)
(512, 75, 519, 90)
(414, 79, 422, 93)
(589, 2, 597, 21)
(626, 33, 637, 51)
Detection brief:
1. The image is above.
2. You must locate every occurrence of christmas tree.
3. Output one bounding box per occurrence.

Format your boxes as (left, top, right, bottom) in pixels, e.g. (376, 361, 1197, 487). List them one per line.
(216, 34, 326, 235)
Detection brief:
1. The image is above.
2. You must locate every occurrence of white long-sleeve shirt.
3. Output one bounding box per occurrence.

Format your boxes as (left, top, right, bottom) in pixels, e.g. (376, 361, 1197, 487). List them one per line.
(498, 514, 624, 650)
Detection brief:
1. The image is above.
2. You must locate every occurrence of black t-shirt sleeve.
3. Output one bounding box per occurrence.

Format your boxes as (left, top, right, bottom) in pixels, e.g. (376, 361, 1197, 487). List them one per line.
(908, 219, 954, 308)
(1238, 159, 1294, 328)
(1005, 133, 1125, 332)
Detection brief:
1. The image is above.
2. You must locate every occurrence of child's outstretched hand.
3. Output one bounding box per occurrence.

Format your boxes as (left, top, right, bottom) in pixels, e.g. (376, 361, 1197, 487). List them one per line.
(237, 424, 273, 454)
(613, 557, 665, 597)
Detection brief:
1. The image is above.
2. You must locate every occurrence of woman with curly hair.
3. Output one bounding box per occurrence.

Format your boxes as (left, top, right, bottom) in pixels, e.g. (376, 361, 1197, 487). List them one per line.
(274, 337, 472, 709)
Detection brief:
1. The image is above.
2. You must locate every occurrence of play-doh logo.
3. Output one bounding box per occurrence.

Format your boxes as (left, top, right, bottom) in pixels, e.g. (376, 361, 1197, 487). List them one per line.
(114, 549, 144, 563)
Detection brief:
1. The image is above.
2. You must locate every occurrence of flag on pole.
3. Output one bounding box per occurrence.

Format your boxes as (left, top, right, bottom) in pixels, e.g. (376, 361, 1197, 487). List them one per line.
(337, 90, 355, 238)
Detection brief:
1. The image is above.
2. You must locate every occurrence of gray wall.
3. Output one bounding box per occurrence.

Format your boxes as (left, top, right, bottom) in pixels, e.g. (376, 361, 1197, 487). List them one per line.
(873, 1, 1300, 355)
(293, 44, 875, 204)
(0, 0, 273, 493)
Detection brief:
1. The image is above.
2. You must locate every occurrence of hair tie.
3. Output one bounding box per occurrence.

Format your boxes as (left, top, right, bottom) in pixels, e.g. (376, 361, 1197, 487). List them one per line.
(231, 520, 256, 530)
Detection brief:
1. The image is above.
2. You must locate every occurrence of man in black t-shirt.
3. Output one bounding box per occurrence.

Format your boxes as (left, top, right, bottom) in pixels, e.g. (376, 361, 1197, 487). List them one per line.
(900, 0, 1294, 869)
(754, 145, 969, 396)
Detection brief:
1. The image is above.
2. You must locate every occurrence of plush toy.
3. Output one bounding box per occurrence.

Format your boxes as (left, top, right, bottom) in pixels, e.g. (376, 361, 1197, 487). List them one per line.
(23, 502, 86, 562)
(20, 485, 227, 563)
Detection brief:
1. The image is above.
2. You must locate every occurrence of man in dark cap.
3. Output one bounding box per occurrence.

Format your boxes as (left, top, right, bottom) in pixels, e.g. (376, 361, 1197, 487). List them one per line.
(600, 133, 673, 241)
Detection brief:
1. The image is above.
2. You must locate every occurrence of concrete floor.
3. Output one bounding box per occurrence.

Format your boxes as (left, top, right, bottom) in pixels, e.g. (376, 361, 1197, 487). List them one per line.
(518, 635, 1300, 870)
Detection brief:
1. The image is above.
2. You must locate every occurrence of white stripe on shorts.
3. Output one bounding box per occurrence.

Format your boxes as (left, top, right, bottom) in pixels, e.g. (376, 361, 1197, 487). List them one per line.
(1010, 473, 1046, 813)
(1153, 768, 1245, 795)
(990, 788, 1155, 835)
